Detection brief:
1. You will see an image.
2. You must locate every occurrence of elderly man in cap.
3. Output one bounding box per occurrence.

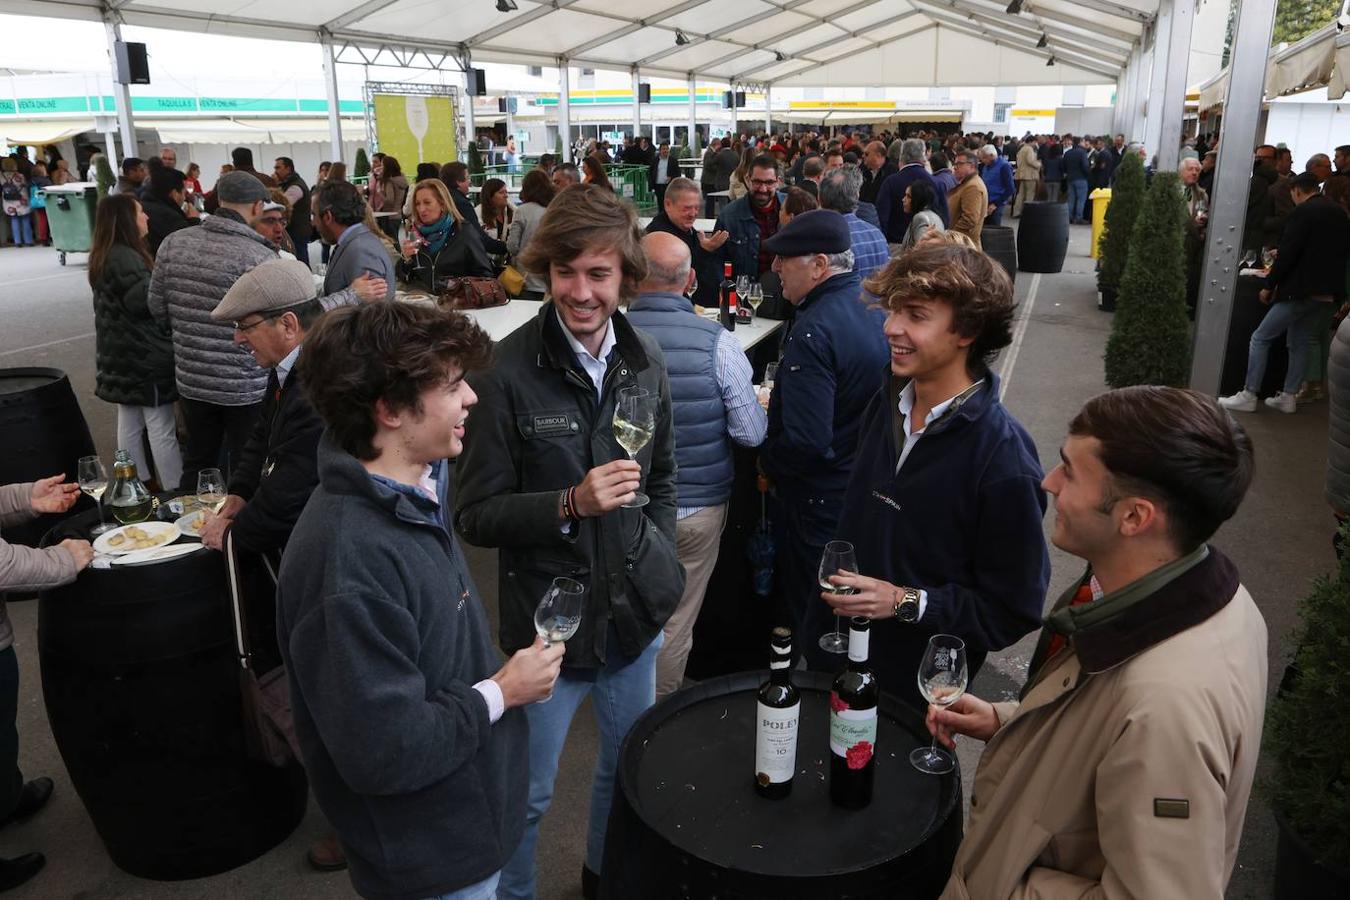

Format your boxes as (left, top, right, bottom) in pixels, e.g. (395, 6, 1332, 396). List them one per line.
(760, 209, 889, 647)
(150, 170, 283, 490)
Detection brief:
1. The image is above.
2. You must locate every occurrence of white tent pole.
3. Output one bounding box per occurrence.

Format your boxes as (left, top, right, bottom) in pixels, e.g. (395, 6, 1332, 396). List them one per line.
(1154, 0, 1194, 173)
(321, 37, 344, 163)
(559, 59, 572, 163)
(688, 74, 697, 150)
(631, 67, 641, 139)
(730, 82, 738, 135)
(1144, 2, 1173, 160)
(765, 85, 772, 134)
(1129, 30, 1149, 142)
(461, 48, 476, 163)
(1190, 0, 1278, 394)
(102, 15, 137, 161)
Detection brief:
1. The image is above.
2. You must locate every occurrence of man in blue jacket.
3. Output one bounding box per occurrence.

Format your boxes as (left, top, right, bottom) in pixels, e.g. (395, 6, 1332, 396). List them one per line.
(979, 145, 1015, 227)
(875, 138, 950, 244)
(1062, 135, 1093, 225)
(714, 154, 786, 281)
(277, 302, 564, 900)
(809, 242, 1050, 707)
(759, 210, 889, 651)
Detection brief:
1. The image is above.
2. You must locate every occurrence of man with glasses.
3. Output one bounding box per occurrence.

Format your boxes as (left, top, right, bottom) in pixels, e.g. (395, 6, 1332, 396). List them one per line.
(714, 154, 787, 282)
(946, 149, 989, 249)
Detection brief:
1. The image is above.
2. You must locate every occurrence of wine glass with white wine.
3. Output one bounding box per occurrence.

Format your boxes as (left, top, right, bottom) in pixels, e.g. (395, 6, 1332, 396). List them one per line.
(612, 386, 656, 509)
(912, 634, 968, 775)
(197, 468, 228, 515)
(818, 540, 859, 654)
(533, 577, 585, 703)
(78, 455, 113, 536)
(747, 281, 764, 318)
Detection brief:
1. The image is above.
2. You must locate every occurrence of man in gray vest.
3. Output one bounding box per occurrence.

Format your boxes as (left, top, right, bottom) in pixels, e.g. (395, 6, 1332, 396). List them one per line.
(272, 157, 313, 266)
(628, 232, 767, 698)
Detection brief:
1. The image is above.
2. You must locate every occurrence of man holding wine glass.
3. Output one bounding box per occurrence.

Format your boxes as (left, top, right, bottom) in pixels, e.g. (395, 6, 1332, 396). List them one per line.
(808, 242, 1050, 713)
(455, 184, 684, 900)
(276, 302, 564, 900)
(928, 387, 1266, 899)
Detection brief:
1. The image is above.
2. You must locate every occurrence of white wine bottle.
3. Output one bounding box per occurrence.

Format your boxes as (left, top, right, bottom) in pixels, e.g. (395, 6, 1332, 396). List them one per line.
(829, 616, 878, 809)
(755, 627, 800, 799)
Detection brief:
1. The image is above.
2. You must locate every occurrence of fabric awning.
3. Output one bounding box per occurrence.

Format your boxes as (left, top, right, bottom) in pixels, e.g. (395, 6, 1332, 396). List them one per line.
(1329, 32, 1350, 100)
(1196, 68, 1228, 112)
(1266, 23, 1339, 98)
(2, 119, 96, 144)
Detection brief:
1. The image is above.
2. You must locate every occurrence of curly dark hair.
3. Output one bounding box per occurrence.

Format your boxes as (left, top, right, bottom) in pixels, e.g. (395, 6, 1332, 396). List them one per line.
(300, 302, 492, 461)
(517, 183, 647, 300)
(313, 179, 366, 226)
(863, 242, 1015, 377)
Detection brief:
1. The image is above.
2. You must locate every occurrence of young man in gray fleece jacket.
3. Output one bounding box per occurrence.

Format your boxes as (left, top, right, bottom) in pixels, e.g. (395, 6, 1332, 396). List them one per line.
(277, 302, 563, 900)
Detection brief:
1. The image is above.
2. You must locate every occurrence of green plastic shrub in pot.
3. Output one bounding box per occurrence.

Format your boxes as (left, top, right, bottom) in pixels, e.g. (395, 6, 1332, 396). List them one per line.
(353, 147, 370, 179)
(1264, 525, 1350, 898)
(1097, 152, 1145, 312)
(93, 154, 116, 198)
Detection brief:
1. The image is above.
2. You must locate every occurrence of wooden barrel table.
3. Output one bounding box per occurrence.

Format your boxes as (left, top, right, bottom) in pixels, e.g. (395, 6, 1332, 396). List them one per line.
(600, 672, 962, 899)
(1016, 202, 1070, 274)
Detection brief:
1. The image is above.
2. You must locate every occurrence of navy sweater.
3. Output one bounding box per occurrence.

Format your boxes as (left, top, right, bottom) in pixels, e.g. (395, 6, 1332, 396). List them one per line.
(832, 372, 1051, 708)
(277, 435, 527, 900)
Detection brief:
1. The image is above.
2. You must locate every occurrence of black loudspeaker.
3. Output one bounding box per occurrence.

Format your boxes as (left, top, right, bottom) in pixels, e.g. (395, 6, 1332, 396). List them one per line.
(638, 83, 652, 104)
(723, 91, 734, 109)
(736, 90, 746, 108)
(467, 68, 487, 96)
(114, 41, 150, 85)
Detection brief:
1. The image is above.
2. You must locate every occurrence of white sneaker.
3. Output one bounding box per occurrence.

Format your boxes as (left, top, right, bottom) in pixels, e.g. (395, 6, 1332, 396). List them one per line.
(1218, 389, 1258, 412)
(1264, 391, 1297, 414)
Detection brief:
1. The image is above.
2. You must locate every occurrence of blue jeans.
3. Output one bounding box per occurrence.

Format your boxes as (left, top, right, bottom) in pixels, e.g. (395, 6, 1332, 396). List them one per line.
(1067, 179, 1089, 221)
(497, 625, 662, 900)
(1246, 298, 1325, 394)
(8, 214, 34, 246)
(986, 204, 1004, 227)
(428, 871, 499, 900)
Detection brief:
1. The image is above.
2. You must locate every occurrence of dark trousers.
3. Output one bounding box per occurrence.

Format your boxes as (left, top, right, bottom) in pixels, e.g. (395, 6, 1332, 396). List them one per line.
(703, 190, 717, 218)
(772, 492, 845, 664)
(179, 398, 262, 490)
(289, 234, 310, 266)
(986, 205, 1004, 227)
(0, 647, 23, 819)
(654, 183, 667, 208)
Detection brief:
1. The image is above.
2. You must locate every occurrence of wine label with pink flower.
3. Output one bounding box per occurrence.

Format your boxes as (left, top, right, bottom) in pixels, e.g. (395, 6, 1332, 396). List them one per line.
(829, 704, 878, 769)
(755, 700, 800, 785)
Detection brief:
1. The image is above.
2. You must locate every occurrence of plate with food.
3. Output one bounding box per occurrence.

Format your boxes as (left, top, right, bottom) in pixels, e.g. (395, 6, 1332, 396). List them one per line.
(111, 543, 202, 566)
(175, 511, 207, 540)
(92, 521, 178, 556)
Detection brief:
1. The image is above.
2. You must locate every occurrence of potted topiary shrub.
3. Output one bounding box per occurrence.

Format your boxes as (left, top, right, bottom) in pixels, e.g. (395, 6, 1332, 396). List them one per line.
(1097, 152, 1145, 312)
(1103, 170, 1192, 388)
(353, 147, 370, 180)
(1264, 527, 1350, 898)
(467, 141, 484, 177)
(93, 154, 116, 198)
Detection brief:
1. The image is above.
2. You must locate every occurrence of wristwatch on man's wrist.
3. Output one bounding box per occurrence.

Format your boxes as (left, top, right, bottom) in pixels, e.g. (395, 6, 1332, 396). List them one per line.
(893, 587, 921, 623)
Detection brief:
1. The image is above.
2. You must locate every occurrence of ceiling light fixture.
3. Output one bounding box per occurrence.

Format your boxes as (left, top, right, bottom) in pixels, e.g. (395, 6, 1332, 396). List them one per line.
(675, 29, 690, 46)
(1046, 55, 1056, 66)
(1006, 0, 1023, 13)
(775, 50, 785, 61)
(1037, 33, 1048, 48)
(495, 0, 517, 11)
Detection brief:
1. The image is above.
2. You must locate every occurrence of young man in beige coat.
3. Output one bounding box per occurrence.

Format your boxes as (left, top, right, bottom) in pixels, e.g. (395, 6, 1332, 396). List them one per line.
(1013, 136, 1042, 217)
(929, 386, 1267, 899)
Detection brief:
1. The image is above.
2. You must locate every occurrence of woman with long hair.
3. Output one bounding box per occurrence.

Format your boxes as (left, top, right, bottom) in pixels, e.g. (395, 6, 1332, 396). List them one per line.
(89, 194, 182, 489)
(370, 155, 409, 241)
(506, 169, 555, 300)
(728, 146, 755, 202)
(479, 177, 514, 254)
(900, 180, 946, 251)
(582, 156, 613, 192)
(184, 162, 203, 196)
(395, 179, 493, 293)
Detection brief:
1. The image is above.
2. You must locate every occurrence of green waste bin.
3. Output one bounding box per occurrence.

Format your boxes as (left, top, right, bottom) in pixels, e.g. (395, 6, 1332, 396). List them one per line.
(41, 183, 98, 266)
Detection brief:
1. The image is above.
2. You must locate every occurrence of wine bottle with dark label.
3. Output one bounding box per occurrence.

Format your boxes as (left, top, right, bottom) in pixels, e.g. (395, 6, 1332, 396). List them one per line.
(829, 616, 878, 809)
(719, 261, 737, 332)
(755, 627, 799, 799)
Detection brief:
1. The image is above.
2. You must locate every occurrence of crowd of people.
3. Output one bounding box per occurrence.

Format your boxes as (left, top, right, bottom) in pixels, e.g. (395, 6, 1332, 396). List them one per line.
(0, 122, 1332, 900)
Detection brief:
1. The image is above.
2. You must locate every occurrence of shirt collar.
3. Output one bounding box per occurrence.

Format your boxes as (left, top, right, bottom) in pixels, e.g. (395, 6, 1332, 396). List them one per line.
(336, 222, 365, 246)
(897, 379, 985, 434)
(275, 344, 302, 388)
(559, 316, 616, 366)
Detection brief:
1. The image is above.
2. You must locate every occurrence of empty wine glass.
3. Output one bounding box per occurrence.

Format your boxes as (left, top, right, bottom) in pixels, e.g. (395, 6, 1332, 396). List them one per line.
(612, 386, 656, 509)
(78, 455, 112, 536)
(533, 577, 585, 703)
(817, 540, 859, 654)
(736, 274, 751, 300)
(763, 361, 779, 390)
(197, 468, 227, 515)
(912, 634, 968, 775)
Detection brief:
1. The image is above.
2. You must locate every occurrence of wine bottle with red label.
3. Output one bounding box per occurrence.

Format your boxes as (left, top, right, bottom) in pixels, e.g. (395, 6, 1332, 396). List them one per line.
(829, 616, 878, 809)
(755, 627, 799, 799)
(719, 261, 737, 332)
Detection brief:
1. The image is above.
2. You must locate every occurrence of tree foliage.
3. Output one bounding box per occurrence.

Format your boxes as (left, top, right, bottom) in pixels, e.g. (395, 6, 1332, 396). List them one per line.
(1104, 171, 1193, 388)
(353, 147, 370, 179)
(1264, 524, 1350, 864)
(1098, 152, 1146, 296)
(1273, 0, 1340, 45)
(93, 154, 115, 198)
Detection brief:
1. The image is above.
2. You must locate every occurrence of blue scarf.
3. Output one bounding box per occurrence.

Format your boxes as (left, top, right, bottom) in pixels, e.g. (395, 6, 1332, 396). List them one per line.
(416, 214, 455, 255)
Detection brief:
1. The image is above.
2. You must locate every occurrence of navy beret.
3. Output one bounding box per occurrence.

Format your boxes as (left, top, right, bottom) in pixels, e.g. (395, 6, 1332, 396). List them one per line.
(762, 208, 852, 256)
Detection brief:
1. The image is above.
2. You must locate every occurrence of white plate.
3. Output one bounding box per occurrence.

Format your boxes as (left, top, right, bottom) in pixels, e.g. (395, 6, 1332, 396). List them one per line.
(175, 511, 206, 540)
(111, 543, 203, 566)
(92, 521, 178, 556)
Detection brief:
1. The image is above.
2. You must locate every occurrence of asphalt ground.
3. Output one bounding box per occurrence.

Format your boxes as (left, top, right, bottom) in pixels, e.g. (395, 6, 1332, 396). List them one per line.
(0, 221, 1323, 898)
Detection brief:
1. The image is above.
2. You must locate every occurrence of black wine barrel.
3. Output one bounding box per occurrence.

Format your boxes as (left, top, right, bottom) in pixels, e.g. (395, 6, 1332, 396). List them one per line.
(982, 226, 1017, 285)
(1016, 202, 1070, 273)
(600, 672, 962, 899)
(0, 368, 96, 547)
(38, 510, 307, 880)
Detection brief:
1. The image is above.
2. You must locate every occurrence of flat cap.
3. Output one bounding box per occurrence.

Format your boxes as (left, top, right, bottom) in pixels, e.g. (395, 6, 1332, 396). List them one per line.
(762, 208, 851, 257)
(216, 170, 269, 204)
(212, 259, 316, 322)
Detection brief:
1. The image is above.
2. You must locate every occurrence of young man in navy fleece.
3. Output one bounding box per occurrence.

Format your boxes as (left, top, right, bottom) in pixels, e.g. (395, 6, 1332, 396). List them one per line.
(276, 302, 563, 900)
(806, 242, 1051, 710)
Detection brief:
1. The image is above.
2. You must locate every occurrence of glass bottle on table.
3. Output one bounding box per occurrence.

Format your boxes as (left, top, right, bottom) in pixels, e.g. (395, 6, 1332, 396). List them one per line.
(829, 616, 878, 809)
(77, 455, 113, 536)
(106, 449, 152, 525)
(755, 626, 800, 799)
